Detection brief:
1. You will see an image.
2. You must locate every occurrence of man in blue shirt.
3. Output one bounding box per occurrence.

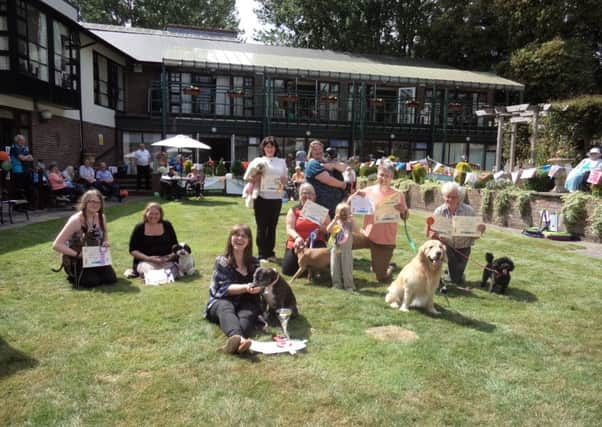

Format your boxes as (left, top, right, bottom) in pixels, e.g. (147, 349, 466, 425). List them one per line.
(9, 134, 34, 200)
(95, 162, 122, 202)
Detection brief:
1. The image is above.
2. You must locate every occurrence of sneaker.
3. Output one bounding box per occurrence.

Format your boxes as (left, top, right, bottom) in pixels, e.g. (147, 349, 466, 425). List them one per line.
(221, 335, 241, 354)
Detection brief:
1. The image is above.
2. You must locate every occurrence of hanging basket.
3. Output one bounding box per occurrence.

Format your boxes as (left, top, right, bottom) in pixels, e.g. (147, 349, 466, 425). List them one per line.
(280, 95, 299, 103)
(182, 85, 201, 96)
(448, 102, 463, 112)
(369, 98, 385, 107)
(320, 95, 338, 103)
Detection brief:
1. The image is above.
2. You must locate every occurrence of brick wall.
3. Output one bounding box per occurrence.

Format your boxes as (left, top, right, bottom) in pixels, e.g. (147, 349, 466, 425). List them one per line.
(31, 115, 118, 168)
(405, 184, 601, 242)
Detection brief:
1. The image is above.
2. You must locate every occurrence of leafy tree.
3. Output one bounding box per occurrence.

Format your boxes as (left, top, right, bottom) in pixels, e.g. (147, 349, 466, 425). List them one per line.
(507, 38, 597, 103)
(78, 0, 239, 30)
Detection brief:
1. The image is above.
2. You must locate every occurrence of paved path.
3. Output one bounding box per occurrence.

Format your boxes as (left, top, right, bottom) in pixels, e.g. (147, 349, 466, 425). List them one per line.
(2, 198, 600, 259)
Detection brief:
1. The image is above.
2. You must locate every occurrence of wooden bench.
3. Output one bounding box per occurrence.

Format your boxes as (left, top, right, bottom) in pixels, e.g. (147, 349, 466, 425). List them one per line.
(0, 199, 30, 224)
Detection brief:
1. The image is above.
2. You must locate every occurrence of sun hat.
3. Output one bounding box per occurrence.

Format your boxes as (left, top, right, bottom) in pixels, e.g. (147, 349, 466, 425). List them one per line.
(588, 147, 600, 155)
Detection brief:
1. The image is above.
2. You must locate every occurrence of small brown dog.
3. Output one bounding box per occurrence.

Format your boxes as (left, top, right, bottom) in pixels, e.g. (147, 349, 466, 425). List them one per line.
(385, 240, 447, 315)
(289, 246, 331, 283)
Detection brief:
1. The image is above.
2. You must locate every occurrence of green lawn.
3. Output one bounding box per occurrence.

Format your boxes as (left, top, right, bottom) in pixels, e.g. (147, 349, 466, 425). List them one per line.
(1, 196, 601, 426)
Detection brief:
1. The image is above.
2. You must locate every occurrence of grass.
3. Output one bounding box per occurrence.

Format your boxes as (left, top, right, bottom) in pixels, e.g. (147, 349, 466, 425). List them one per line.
(1, 196, 601, 426)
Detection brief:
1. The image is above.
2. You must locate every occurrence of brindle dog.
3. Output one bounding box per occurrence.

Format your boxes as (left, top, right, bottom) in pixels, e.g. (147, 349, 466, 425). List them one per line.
(252, 267, 298, 320)
(52, 225, 101, 288)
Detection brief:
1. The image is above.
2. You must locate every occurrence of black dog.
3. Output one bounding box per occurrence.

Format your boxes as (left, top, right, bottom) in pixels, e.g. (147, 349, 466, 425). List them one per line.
(252, 267, 298, 319)
(481, 252, 515, 294)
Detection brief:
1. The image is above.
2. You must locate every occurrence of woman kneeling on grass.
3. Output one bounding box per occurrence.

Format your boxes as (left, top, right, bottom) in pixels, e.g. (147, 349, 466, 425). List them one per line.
(204, 224, 262, 354)
(52, 189, 117, 288)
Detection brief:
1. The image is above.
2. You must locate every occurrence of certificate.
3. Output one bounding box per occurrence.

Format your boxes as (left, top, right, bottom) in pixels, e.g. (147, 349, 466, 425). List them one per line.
(82, 246, 112, 268)
(300, 200, 329, 225)
(260, 173, 283, 192)
(430, 215, 453, 238)
(350, 195, 374, 215)
(144, 268, 175, 286)
(374, 193, 401, 224)
(452, 215, 481, 237)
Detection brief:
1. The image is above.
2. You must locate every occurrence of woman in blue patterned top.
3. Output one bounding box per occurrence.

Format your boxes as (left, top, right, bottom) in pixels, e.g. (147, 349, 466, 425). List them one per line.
(204, 224, 262, 354)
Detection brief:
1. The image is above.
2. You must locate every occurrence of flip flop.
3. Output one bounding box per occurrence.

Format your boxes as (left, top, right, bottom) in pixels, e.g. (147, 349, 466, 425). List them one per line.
(237, 338, 252, 354)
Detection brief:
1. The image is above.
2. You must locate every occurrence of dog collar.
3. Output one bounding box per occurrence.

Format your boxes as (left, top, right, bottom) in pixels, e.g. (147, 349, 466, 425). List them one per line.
(268, 273, 280, 287)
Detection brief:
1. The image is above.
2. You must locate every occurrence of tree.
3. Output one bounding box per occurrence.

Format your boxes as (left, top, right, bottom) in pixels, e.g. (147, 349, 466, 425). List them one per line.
(78, 0, 239, 30)
(507, 38, 597, 103)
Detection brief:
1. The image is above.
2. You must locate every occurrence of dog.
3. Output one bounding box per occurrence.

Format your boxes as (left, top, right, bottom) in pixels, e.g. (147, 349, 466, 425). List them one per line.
(252, 267, 298, 320)
(172, 243, 195, 276)
(242, 160, 267, 208)
(385, 240, 447, 315)
(289, 246, 331, 283)
(481, 252, 514, 294)
(52, 226, 102, 287)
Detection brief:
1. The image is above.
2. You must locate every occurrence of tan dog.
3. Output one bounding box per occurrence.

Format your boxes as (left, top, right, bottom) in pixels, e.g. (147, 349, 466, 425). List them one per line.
(385, 240, 447, 315)
(289, 246, 331, 283)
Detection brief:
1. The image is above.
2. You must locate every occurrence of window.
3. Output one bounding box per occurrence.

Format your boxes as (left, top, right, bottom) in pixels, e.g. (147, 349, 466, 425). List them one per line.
(16, 0, 48, 81)
(53, 21, 78, 90)
(0, 0, 8, 70)
(319, 81, 338, 121)
(94, 52, 124, 110)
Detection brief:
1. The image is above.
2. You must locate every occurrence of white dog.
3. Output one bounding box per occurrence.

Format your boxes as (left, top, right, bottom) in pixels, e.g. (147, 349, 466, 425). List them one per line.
(385, 240, 447, 315)
(242, 160, 267, 208)
(172, 243, 195, 277)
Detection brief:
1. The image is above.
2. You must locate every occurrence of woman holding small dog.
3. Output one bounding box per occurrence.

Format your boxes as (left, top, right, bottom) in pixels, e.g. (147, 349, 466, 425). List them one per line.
(244, 136, 288, 261)
(204, 224, 262, 354)
(351, 160, 409, 282)
(281, 183, 330, 276)
(428, 182, 486, 285)
(128, 202, 179, 279)
(52, 189, 117, 287)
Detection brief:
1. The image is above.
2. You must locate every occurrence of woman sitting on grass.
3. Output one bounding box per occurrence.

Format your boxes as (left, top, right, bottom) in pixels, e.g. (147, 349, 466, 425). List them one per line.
(52, 189, 117, 288)
(128, 202, 179, 279)
(204, 224, 262, 355)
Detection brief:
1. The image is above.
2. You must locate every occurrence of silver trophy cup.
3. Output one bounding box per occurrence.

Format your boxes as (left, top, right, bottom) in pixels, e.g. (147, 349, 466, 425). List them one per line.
(276, 308, 293, 340)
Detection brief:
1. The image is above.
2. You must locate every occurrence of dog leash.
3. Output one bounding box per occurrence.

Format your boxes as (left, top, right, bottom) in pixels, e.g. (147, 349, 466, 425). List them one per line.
(403, 219, 417, 253)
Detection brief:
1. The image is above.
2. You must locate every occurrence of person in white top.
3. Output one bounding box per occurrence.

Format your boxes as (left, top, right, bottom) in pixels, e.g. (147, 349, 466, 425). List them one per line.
(78, 157, 98, 190)
(243, 136, 288, 261)
(133, 143, 152, 190)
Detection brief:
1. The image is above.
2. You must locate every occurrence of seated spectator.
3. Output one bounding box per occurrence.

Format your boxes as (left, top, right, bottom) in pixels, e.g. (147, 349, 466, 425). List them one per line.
(565, 147, 602, 192)
(79, 157, 99, 190)
(186, 165, 204, 197)
(62, 166, 85, 194)
(95, 162, 122, 202)
(48, 163, 78, 201)
(281, 182, 330, 276)
(160, 166, 183, 200)
(129, 202, 179, 279)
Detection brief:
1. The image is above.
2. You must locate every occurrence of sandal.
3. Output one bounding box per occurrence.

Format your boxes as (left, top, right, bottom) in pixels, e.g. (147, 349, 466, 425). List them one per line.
(237, 338, 252, 354)
(221, 335, 241, 354)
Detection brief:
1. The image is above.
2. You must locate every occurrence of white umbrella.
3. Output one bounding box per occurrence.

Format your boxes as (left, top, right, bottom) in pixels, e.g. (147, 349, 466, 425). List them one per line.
(151, 134, 211, 150)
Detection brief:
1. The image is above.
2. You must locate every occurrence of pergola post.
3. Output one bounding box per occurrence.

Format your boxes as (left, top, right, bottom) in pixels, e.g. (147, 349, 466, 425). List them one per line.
(495, 114, 504, 172)
(530, 106, 539, 165)
(509, 122, 517, 171)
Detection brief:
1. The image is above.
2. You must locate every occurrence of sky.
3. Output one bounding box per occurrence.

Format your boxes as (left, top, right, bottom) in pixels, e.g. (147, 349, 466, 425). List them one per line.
(236, 0, 262, 44)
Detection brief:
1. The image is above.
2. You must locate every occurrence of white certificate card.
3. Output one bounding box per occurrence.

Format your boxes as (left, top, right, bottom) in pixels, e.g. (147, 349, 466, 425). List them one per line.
(82, 246, 112, 268)
(374, 193, 401, 224)
(260, 173, 283, 192)
(350, 195, 374, 215)
(300, 200, 329, 225)
(452, 215, 481, 237)
(431, 215, 453, 238)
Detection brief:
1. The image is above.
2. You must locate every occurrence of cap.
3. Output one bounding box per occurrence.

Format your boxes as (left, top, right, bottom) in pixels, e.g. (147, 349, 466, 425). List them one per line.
(588, 147, 601, 155)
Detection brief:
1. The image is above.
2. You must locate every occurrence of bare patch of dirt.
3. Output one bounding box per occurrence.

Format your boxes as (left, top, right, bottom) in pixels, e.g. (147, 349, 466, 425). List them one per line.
(365, 325, 418, 342)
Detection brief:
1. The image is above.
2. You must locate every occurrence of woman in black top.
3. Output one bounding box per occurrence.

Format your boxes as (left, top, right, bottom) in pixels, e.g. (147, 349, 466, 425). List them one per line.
(129, 202, 179, 278)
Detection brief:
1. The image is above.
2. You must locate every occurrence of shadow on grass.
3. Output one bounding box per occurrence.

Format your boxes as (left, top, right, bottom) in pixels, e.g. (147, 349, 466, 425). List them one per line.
(456, 281, 538, 303)
(72, 278, 140, 293)
(436, 306, 496, 332)
(178, 197, 238, 207)
(0, 337, 39, 379)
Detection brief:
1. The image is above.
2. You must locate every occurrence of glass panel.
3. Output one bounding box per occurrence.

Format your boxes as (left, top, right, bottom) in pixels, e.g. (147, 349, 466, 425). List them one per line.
(0, 36, 7, 50)
(468, 143, 484, 169)
(0, 55, 8, 70)
(0, 16, 7, 31)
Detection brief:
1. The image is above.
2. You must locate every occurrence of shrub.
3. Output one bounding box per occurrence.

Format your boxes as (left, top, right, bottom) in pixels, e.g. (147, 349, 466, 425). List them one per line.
(480, 189, 493, 215)
(524, 170, 554, 192)
(561, 191, 591, 230)
(590, 202, 602, 239)
(215, 159, 226, 176)
(411, 164, 427, 184)
(359, 163, 378, 177)
(183, 159, 192, 174)
(454, 161, 472, 185)
(231, 160, 244, 178)
(515, 190, 533, 218)
(494, 187, 513, 220)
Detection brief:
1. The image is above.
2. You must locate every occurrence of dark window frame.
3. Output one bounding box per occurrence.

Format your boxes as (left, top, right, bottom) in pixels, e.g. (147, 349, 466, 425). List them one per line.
(93, 51, 124, 111)
(16, 0, 49, 81)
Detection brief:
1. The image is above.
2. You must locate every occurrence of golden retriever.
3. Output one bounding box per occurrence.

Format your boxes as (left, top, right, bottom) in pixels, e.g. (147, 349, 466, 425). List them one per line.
(385, 240, 447, 315)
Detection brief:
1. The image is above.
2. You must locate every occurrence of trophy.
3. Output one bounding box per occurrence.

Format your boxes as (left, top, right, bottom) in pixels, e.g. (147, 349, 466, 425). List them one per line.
(276, 308, 293, 340)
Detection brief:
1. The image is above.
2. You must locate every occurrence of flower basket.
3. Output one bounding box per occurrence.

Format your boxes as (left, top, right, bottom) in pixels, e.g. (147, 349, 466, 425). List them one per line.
(448, 102, 463, 112)
(405, 100, 420, 108)
(320, 95, 338, 103)
(369, 98, 385, 107)
(228, 89, 245, 99)
(182, 85, 201, 96)
(280, 95, 299, 103)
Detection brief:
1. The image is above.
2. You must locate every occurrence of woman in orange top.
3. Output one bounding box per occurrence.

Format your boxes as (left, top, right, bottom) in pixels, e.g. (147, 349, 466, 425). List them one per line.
(350, 160, 408, 282)
(281, 182, 330, 276)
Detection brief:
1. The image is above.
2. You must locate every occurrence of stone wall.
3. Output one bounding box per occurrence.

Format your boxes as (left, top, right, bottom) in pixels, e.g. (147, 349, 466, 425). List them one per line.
(405, 184, 601, 243)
